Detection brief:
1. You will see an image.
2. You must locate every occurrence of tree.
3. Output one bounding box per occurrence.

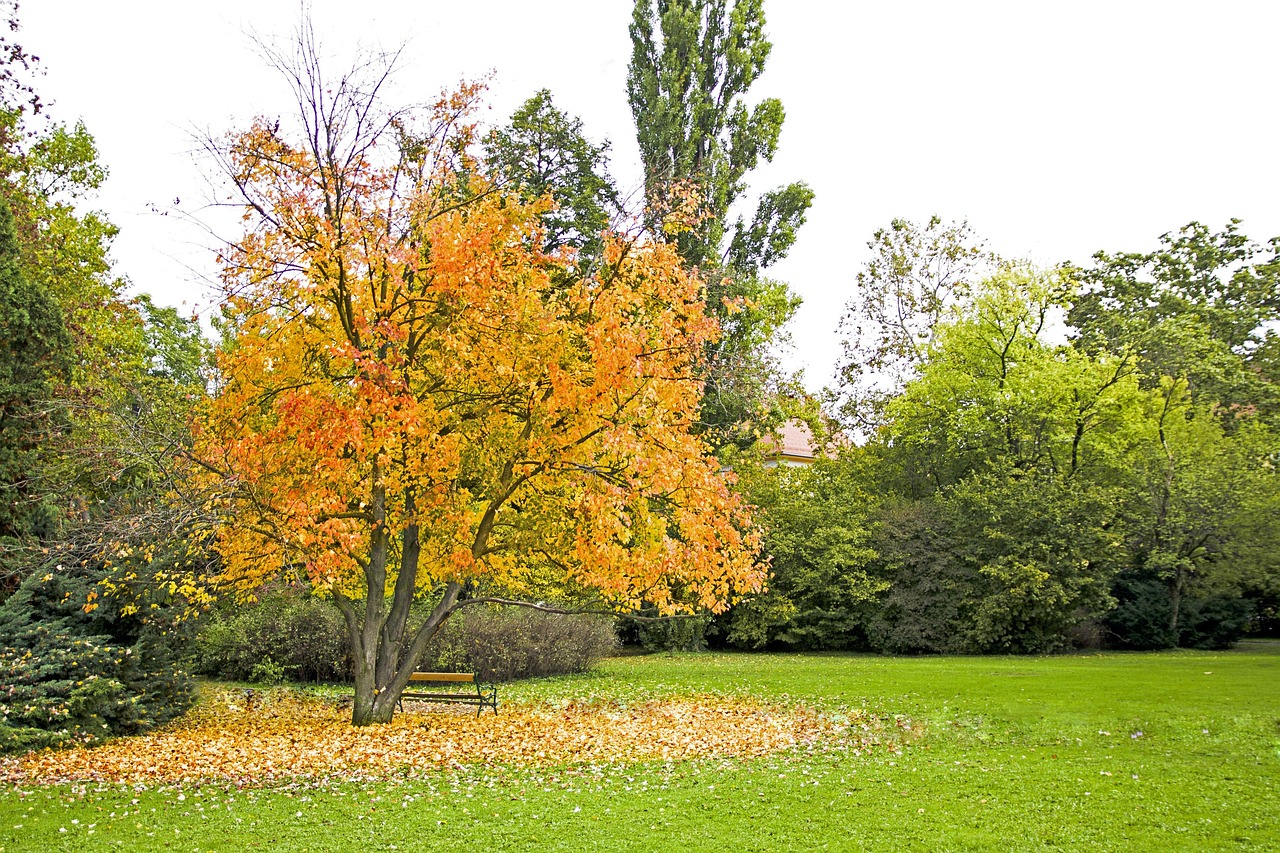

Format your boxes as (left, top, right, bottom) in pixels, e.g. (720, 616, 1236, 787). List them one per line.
(725, 456, 882, 650)
(0, 4, 207, 599)
(627, 0, 810, 273)
(855, 268, 1144, 651)
(1067, 221, 1280, 422)
(0, 189, 70, 584)
(484, 89, 622, 258)
(1068, 222, 1280, 642)
(193, 33, 762, 726)
(1103, 381, 1278, 647)
(835, 216, 996, 429)
(627, 0, 813, 448)
(0, 550, 195, 754)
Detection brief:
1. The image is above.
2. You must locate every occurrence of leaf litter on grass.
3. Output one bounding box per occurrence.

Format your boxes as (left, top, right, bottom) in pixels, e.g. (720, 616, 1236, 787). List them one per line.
(0, 688, 899, 787)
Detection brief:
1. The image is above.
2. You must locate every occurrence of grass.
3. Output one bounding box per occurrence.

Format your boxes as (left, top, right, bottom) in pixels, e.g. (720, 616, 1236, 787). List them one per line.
(2, 642, 1277, 851)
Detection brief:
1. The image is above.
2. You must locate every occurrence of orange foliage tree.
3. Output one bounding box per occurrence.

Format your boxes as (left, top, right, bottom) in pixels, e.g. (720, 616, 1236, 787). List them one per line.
(192, 37, 762, 725)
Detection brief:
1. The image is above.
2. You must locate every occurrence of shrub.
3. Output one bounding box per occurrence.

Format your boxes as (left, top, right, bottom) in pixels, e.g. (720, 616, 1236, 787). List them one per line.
(189, 586, 351, 684)
(0, 564, 194, 754)
(193, 595, 616, 685)
(1178, 596, 1253, 650)
(636, 614, 711, 653)
(420, 608, 618, 682)
(1103, 574, 1253, 650)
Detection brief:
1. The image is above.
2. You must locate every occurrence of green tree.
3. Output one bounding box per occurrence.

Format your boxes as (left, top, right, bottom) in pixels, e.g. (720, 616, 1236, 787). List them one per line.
(854, 268, 1143, 651)
(1104, 382, 1278, 647)
(0, 4, 207, 599)
(726, 457, 882, 650)
(1067, 221, 1280, 422)
(627, 0, 813, 449)
(836, 216, 996, 429)
(484, 89, 622, 258)
(0, 189, 71, 586)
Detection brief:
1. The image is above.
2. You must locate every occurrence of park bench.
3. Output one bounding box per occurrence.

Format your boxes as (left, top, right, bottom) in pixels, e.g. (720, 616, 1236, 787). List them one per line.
(398, 672, 498, 716)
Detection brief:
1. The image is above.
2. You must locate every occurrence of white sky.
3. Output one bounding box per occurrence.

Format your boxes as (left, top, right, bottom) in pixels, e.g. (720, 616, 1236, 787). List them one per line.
(22, 0, 1280, 392)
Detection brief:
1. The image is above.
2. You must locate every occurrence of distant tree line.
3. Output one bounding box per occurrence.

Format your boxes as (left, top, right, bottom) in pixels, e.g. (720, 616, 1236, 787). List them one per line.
(723, 218, 1279, 653)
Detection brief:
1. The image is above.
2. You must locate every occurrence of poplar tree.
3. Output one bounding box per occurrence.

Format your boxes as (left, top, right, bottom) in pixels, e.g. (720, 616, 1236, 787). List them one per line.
(627, 0, 813, 448)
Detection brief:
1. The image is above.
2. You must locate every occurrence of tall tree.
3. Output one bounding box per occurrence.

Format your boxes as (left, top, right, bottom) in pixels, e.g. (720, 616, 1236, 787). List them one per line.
(484, 89, 622, 258)
(835, 216, 996, 430)
(194, 32, 762, 726)
(627, 0, 813, 448)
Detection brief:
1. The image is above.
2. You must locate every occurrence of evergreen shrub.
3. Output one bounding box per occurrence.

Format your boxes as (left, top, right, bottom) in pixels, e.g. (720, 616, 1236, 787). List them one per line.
(0, 565, 193, 754)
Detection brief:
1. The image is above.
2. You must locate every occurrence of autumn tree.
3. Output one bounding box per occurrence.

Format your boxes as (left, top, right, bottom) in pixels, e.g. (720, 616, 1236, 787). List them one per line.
(627, 0, 813, 448)
(195, 33, 762, 726)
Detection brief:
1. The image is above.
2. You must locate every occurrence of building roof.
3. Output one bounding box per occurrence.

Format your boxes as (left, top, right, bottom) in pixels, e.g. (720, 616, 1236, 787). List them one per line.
(760, 420, 820, 463)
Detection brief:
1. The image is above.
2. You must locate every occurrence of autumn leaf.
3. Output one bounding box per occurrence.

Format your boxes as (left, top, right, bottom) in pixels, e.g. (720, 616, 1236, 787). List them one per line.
(0, 689, 866, 787)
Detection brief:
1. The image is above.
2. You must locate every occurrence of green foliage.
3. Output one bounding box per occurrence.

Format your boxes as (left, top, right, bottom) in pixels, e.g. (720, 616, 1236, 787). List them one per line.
(1068, 220, 1280, 422)
(485, 89, 621, 258)
(1115, 387, 1280, 643)
(190, 587, 352, 684)
(698, 271, 805, 450)
(0, 189, 71, 586)
(939, 473, 1121, 653)
(727, 458, 881, 650)
(422, 607, 619, 682)
(0, 562, 194, 754)
(1105, 575, 1254, 650)
(855, 473, 1123, 655)
(627, 0, 812, 450)
(0, 12, 209, 601)
(635, 613, 712, 653)
(627, 0, 812, 274)
(192, 593, 619, 685)
(859, 498, 970, 654)
(815, 261, 1278, 653)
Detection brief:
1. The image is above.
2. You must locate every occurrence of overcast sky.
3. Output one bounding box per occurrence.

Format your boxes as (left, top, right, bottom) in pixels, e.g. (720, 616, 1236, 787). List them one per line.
(21, 1, 1280, 391)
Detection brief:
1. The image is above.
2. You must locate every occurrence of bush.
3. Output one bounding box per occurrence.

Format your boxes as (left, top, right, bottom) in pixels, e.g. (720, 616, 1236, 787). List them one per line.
(1104, 578, 1177, 649)
(420, 607, 618, 682)
(636, 614, 712, 652)
(1178, 596, 1253, 650)
(0, 564, 194, 754)
(1103, 573, 1253, 650)
(190, 587, 351, 684)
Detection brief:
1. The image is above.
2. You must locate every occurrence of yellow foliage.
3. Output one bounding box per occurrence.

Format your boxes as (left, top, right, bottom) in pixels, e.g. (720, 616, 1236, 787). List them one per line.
(192, 86, 762, 621)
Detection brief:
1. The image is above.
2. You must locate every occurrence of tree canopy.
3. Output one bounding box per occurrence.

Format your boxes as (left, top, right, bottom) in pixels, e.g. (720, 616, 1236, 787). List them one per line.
(192, 37, 762, 724)
(627, 0, 814, 450)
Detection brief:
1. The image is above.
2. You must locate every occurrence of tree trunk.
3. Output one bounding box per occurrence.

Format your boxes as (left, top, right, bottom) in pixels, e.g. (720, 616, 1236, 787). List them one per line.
(339, 578, 464, 727)
(350, 678, 398, 726)
(1168, 569, 1185, 640)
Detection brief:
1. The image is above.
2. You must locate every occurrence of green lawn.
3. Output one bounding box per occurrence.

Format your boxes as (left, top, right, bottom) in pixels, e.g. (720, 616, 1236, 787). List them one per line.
(2, 643, 1277, 851)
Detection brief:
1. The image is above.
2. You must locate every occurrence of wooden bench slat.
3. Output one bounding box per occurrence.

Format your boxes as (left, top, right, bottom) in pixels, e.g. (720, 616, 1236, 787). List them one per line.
(409, 672, 475, 683)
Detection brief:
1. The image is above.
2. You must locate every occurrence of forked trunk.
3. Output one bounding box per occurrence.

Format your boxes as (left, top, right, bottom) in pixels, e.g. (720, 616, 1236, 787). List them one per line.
(351, 678, 398, 726)
(337, 578, 463, 727)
